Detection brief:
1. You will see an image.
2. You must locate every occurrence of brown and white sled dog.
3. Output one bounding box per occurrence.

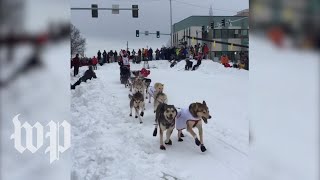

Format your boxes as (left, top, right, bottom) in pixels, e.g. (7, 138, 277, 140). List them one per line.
(128, 92, 145, 124)
(154, 92, 168, 113)
(147, 83, 164, 104)
(131, 78, 146, 95)
(152, 103, 178, 150)
(176, 101, 211, 152)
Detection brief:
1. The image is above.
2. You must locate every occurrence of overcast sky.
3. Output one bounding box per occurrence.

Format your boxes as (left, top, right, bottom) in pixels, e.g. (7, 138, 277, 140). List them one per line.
(71, 0, 248, 56)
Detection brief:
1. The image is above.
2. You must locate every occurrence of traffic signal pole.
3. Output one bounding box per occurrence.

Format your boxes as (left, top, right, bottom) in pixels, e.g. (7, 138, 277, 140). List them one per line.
(70, 5, 139, 18)
(169, 0, 173, 47)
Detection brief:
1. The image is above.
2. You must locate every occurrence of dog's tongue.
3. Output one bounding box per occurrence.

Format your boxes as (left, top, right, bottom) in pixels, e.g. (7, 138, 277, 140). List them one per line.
(203, 118, 208, 124)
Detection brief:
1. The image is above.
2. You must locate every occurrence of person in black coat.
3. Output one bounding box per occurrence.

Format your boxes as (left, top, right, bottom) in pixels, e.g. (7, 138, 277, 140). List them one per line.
(97, 50, 102, 61)
(103, 50, 107, 64)
(148, 48, 153, 60)
(114, 50, 118, 62)
(71, 66, 97, 89)
(185, 59, 193, 70)
(72, 54, 80, 76)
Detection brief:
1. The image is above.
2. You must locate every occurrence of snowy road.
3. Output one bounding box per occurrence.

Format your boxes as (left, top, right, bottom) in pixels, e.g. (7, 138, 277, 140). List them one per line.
(71, 60, 248, 180)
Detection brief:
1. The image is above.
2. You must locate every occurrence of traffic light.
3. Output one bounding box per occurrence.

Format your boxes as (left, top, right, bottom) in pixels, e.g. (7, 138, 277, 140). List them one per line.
(132, 5, 138, 18)
(136, 30, 139, 37)
(202, 26, 205, 31)
(221, 19, 226, 27)
(210, 22, 214, 29)
(91, 4, 98, 18)
(156, 31, 160, 38)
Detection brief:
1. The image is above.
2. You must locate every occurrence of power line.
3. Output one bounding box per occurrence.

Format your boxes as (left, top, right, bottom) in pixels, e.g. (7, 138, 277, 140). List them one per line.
(172, 0, 239, 13)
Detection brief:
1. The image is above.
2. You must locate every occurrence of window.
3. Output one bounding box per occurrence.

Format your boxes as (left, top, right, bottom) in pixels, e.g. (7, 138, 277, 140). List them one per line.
(234, 29, 240, 38)
(241, 29, 248, 38)
(214, 29, 221, 38)
(228, 29, 235, 38)
(215, 51, 222, 57)
(221, 29, 228, 38)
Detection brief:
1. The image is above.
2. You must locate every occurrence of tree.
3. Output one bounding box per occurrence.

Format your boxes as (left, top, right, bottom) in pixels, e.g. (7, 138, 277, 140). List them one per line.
(71, 24, 86, 57)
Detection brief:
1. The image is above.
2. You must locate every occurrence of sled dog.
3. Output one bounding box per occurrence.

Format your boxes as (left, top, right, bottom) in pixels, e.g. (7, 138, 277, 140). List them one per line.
(154, 92, 168, 113)
(131, 78, 146, 95)
(147, 82, 164, 104)
(153, 103, 178, 150)
(176, 101, 211, 152)
(128, 92, 145, 124)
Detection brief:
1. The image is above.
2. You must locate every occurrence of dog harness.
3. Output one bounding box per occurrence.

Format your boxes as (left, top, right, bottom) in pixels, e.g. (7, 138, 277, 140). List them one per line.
(176, 108, 201, 130)
(148, 86, 156, 97)
(158, 118, 175, 129)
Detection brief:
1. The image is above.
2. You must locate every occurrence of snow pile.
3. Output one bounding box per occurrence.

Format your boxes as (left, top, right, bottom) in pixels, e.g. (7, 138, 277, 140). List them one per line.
(0, 1, 70, 180)
(0, 43, 71, 180)
(72, 60, 249, 180)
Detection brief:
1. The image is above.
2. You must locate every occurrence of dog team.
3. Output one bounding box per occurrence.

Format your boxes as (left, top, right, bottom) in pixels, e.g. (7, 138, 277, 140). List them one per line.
(126, 69, 212, 152)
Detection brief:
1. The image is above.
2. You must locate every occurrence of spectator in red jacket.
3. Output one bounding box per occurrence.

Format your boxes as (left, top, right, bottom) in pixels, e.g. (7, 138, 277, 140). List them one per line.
(72, 54, 80, 76)
(203, 44, 209, 59)
(92, 56, 98, 70)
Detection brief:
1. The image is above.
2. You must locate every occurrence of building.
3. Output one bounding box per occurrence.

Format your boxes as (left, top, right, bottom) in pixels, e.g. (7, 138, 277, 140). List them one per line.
(172, 15, 249, 62)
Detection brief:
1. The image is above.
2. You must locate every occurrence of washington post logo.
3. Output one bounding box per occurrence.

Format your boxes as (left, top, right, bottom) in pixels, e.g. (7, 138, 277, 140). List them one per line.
(10, 114, 71, 164)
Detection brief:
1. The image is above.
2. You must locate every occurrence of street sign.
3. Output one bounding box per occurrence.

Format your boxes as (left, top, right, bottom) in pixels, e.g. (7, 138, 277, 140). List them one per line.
(112, 4, 119, 14)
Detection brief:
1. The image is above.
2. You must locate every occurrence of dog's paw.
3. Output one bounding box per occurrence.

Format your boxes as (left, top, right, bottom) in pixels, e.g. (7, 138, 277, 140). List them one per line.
(178, 138, 183, 142)
(200, 144, 207, 152)
(165, 139, 172, 145)
(140, 112, 144, 116)
(195, 138, 201, 146)
(153, 128, 157, 136)
(160, 145, 166, 150)
(129, 114, 132, 117)
(181, 132, 185, 137)
(135, 115, 138, 118)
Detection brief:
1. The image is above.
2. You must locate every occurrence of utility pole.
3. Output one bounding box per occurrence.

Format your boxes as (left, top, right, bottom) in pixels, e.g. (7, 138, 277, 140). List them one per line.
(169, 0, 173, 47)
(126, 41, 128, 51)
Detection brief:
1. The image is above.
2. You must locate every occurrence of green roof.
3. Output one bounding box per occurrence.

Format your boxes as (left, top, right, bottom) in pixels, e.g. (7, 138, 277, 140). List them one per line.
(173, 16, 249, 32)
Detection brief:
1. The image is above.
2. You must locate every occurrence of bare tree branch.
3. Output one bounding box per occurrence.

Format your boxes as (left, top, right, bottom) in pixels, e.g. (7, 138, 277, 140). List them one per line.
(71, 23, 86, 57)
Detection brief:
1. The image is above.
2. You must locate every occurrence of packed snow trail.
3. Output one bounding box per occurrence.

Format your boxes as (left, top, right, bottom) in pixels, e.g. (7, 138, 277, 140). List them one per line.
(71, 65, 185, 180)
(71, 60, 249, 180)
